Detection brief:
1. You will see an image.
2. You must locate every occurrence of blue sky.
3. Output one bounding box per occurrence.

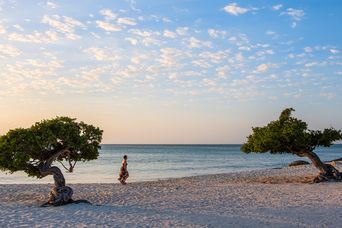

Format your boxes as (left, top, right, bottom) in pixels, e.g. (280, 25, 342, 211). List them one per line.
(0, 0, 341, 143)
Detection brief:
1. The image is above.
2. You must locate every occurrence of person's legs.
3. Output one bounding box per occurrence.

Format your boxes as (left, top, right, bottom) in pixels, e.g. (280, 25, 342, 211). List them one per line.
(122, 172, 129, 184)
(118, 171, 123, 182)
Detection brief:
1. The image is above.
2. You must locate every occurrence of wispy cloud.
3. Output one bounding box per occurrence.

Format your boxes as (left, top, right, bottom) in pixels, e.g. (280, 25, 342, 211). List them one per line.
(176, 27, 188, 36)
(0, 24, 6, 34)
(304, 47, 313, 53)
(272, 4, 283, 11)
(256, 63, 268, 73)
(285, 8, 305, 21)
(125, 37, 138, 45)
(188, 37, 212, 49)
(100, 9, 117, 20)
(117, 17, 137, 26)
(46, 1, 59, 9)
(223, 3, 249, 16)
(0, 44, 21, 58)
(129, 29, 161, 46)
(41, 15, 85, 39)
(281, 8, 305, 28)
(208, 29, 227, 39)
(159, 48, 184, 68)
(84, 47, 120, 61)
(330, 49, 339, 54)
(163, 30, 176, 39)
(8, 31, 59, 43)
(96, 20, 122, 32)
(13, 24, 24, 31)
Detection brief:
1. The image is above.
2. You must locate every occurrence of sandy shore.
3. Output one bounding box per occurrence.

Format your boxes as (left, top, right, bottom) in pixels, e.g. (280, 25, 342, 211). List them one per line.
(1, 163, 342, 227)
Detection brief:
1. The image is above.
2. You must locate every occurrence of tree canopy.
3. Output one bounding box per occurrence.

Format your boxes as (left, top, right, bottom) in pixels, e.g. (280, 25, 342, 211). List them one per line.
(0, 117, 103, 178)
(241, 108, 342, 154)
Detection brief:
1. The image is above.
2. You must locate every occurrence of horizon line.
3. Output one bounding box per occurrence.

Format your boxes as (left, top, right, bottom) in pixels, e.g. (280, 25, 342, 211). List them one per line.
(100, 143, 342, 146)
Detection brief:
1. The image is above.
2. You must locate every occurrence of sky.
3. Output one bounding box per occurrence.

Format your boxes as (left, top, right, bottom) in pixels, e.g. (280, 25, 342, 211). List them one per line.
(0, 0, 341, 144)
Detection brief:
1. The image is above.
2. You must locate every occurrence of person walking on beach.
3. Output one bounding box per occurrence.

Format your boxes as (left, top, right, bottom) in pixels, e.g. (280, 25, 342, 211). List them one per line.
(118, 155, 129, 185)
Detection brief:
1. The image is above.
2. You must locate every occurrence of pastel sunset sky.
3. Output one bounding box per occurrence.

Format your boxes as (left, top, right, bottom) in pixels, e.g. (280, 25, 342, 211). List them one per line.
(0, 0, 341, 144)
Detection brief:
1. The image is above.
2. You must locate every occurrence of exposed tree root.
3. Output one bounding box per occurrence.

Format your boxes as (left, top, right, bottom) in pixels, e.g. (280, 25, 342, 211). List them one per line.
(47, 186, 73, 206)
(313, 164, 342, 183)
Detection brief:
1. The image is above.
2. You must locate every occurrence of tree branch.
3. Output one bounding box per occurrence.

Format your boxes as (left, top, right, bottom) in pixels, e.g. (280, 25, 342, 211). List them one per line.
(68, 160, 77, 172)
(58, 161, 70, 172)
(38, 148, 71, 174)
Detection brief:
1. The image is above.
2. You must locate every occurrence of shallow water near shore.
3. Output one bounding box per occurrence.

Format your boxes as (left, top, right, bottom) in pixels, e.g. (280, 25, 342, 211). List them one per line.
(1, 144, 341, 184)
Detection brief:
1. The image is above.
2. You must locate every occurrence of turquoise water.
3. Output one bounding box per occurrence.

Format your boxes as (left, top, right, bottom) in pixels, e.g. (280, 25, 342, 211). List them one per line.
(0, 144, 341, 184)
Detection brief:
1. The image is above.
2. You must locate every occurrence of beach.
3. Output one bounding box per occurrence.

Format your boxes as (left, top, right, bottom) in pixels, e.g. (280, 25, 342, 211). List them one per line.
(1, 0, 342, 227)
(1, 163, 341, 227)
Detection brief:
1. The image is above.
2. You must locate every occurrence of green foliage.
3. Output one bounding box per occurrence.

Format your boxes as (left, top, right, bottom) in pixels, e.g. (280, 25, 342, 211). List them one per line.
(0, 117, 103, 178)
(241, 108, 342, 154)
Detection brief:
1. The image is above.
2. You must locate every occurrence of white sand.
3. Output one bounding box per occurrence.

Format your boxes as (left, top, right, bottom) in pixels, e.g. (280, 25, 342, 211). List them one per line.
(1, 163, 342, 227)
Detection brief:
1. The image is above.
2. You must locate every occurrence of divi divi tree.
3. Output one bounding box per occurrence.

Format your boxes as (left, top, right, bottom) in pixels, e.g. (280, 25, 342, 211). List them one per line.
(241, 108, 342, 183)
(0, 117, 103, 206)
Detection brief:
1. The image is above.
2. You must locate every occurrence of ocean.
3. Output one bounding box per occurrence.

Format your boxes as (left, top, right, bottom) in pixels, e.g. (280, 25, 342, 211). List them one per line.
(0, 144, 341, 184)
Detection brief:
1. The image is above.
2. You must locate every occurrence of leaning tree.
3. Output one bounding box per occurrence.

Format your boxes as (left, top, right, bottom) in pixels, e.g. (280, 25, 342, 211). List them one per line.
(241, 108, 342, 183)
(0, 117, 103, 206)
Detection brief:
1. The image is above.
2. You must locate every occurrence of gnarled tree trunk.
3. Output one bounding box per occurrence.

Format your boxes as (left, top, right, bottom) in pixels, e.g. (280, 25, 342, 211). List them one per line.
(39, 149, 73, 206)
(296, 150, 342, 183)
